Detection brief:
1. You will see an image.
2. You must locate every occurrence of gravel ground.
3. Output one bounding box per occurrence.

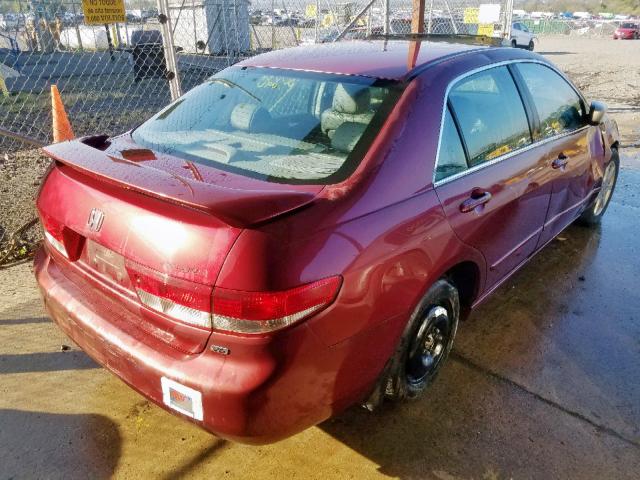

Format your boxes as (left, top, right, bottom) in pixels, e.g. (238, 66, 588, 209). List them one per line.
(0, 35, 638, 263)
(0, 149, 49, 265)
(537, 35, 640, 147)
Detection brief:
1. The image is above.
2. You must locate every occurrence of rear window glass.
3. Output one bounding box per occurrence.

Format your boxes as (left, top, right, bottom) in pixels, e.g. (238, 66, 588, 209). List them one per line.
(132, 67, 398, 184)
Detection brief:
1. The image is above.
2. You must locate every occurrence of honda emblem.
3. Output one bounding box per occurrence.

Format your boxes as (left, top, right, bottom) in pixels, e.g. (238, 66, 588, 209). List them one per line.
(87, 208, 105, 232)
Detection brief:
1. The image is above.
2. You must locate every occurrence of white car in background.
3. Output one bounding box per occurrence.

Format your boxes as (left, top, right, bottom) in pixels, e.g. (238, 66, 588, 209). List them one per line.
(510, 22, 537, 50)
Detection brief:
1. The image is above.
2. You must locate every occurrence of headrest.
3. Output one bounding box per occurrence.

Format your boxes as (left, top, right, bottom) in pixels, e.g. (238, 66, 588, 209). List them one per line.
(332, 84, 371, 114)
(369, 87, 387, 105)
(230, 103, 270, 131)
(331, 122, 367, 153)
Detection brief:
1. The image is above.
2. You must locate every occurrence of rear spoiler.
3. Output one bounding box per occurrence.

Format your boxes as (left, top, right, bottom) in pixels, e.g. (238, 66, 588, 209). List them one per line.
(42, 140, 317, 228)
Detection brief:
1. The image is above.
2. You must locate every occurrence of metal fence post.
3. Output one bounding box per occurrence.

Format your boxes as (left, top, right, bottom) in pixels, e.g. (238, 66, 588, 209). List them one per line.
(426, 0, 434, 33)
(315, 0, 319, 42)
(72, 1, 83, 51)
(383, 0, 390, 34)
(271, 0, 276, 49)
(504, 0, 514, 40)
(157, 0, 183, 100)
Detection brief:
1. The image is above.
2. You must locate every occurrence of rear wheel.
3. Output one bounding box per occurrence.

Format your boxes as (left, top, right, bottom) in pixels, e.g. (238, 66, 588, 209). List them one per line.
(578, 152, 619, 226)
(385, 279, 459, 401)
(528, 40, 535, 51)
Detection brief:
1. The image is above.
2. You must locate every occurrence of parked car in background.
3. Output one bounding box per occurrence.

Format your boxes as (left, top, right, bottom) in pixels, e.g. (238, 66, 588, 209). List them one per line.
(141, 9, 158, 22)
(511, 22, 536, 50)
(35, 38, 619, 444)
(1, 13, 24, 30)
(613, 22, 639, 39)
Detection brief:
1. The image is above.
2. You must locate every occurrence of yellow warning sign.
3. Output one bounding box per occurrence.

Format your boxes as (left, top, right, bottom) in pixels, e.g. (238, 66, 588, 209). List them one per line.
(463, 8, 479, 24)
(477, 23, 495, 37)
(321, 13, 336, 27)
(305, 4, 317, 18)
(82, 0, 125, 25)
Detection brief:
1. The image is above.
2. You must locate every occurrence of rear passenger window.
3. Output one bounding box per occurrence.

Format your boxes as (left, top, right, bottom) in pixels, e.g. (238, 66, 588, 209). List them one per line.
(449, 66, 532, 167)
(515, 63, 586, 139)
(435, 107, 467, 182)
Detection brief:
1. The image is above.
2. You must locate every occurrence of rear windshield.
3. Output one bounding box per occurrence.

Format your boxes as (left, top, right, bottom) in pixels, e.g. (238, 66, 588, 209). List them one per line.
(620, 22, 636, 28)
(132, 67, 399, 184)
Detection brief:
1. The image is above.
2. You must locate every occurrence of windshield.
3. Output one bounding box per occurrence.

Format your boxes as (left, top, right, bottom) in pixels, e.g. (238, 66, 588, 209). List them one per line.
(620, 22, 636, 28)
(132, 67, 399, 184)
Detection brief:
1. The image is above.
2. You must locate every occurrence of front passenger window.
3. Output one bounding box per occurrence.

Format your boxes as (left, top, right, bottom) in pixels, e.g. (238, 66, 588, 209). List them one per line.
(515, 63, 586, 140)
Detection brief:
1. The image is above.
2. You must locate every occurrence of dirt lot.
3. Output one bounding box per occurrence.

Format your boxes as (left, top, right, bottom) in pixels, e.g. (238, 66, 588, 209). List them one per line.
(0, 36, 639, 479)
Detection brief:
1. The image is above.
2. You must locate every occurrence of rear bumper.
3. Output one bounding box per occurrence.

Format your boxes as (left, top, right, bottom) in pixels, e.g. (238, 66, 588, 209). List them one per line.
(34, 247, 346, 444)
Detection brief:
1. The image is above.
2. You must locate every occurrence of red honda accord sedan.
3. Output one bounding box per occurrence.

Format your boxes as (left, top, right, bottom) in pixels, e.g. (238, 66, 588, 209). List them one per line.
(34, 38, 620, 444)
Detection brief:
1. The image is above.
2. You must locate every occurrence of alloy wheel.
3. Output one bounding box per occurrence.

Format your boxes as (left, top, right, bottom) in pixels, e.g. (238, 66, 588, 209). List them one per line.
(593, 161, 616, 216)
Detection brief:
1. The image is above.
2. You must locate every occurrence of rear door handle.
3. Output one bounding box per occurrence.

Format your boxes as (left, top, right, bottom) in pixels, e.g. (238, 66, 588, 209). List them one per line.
(460, 191, 492, 213)
(552, 154, 569, 169)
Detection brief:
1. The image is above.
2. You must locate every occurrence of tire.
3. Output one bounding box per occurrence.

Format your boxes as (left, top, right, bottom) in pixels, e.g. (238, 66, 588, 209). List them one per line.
(511, 39, 517, 48)
(385, 279, 460, 402)
(577, 151, 619, 226)
(528, 40, 534, 51)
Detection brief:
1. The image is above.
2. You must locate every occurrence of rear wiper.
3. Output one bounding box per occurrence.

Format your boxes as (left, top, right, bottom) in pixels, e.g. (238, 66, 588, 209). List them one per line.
(208, 78, 262, 103)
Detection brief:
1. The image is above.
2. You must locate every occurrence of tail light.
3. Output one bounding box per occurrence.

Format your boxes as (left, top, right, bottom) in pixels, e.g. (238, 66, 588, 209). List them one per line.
(43, 228, 341, 333)
(212, 276, 342, 334)
(41, 213, 66, 257)
(43, 230, 67, 258)
(40, 213, 82, 259)
(126, 261, 213, 329)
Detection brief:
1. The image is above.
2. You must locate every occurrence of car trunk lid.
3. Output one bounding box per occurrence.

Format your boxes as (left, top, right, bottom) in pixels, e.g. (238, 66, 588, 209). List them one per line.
(38, 137, 322, 354)
(43, 137, 321, 228)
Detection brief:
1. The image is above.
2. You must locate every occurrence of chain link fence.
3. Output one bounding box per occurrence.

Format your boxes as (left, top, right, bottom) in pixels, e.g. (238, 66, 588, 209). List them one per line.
(518, 17, 621, 37)
(0, 0, 518, 148)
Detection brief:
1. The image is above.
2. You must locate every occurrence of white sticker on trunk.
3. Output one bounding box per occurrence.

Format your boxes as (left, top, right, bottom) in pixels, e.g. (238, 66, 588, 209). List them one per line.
(161, 377, 203, 421)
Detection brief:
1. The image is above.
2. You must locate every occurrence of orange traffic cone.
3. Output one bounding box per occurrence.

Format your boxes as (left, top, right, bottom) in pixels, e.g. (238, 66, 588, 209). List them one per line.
(51, 84, 74, 142)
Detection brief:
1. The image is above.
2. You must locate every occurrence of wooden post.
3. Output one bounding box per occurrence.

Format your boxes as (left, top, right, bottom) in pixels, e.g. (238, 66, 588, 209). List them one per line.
(411, 0, 425, 33)
(407, 0, 425, 69)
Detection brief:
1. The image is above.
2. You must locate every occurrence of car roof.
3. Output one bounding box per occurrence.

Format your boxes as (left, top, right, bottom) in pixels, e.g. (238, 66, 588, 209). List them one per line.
(238, 38, 518, 81)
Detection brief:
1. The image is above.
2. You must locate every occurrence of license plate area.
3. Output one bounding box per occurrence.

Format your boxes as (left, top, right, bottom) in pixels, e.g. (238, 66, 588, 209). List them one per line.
(83, 239, 133, 291)
(161, 377, 203, 420)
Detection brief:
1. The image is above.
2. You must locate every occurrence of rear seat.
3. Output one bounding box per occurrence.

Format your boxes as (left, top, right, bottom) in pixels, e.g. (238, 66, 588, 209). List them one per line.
(321, 83, 375, 139)
(331, 122, 367, 153)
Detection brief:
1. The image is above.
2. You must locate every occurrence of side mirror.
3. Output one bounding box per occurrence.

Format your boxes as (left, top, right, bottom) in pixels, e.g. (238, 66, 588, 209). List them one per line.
(588, 100, 607, 125)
